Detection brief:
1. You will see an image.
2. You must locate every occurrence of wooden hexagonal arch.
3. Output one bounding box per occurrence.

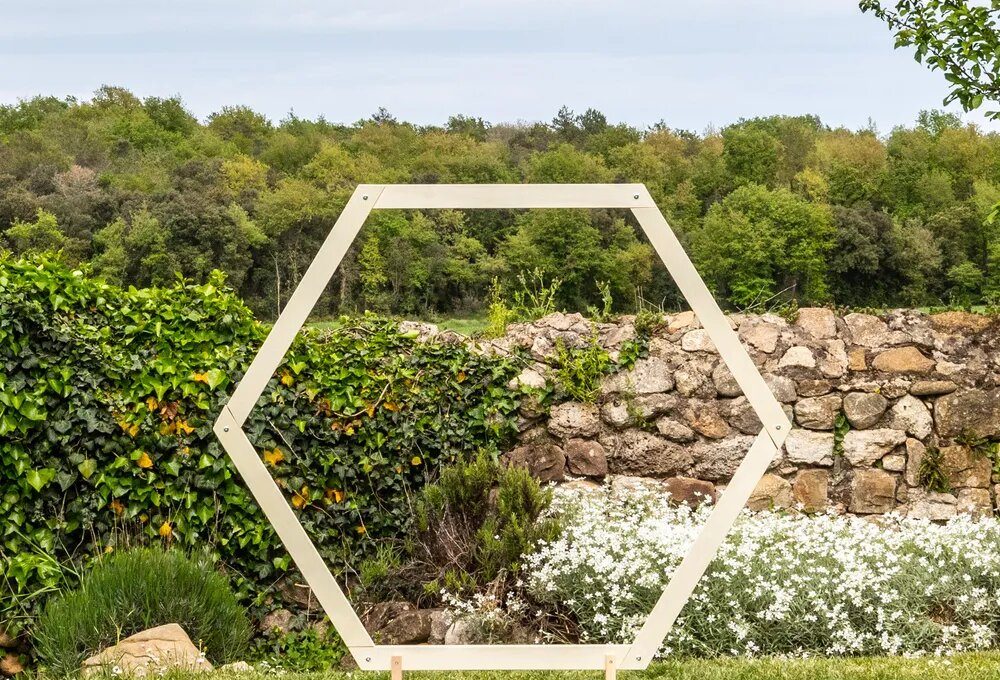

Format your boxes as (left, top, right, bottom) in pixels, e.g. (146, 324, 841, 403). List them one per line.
(213, 184, 791, 673)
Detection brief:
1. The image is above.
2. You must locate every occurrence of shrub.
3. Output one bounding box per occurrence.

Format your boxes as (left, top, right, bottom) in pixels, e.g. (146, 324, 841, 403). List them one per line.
(412, 454, 561, 594)
(33, 548, 250, 677)
(551, 336, 612, 403)
(526, 487, 1000, 657)
(0, 254, 525, 626)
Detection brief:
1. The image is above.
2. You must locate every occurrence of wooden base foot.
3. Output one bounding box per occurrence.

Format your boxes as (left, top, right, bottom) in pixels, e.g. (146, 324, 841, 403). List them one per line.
(605, 654, 617, 680)
(391, 655, 403, 680)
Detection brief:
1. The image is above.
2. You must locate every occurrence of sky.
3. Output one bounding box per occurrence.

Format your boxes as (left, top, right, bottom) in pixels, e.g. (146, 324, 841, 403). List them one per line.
(1, 0, 996, 133)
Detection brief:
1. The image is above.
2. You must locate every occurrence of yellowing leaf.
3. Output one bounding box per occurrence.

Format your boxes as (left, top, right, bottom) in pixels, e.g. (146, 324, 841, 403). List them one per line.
(110, 499, 125, 515)
(175, 419, 195, 435)
(145, 396, 159, 411)
(158, 521, 173, 538)
(411, 456, 422, 466)
(383, 401, 399, 412)
(345, 425, 355, 436)
(456, 371, 467, 383)
(355, 525, 367, 535)
(325, 488, 345, 504)
(136, 452, 153, 469)
(263, 448, 285, 466)
(365, 404, 375, 418)
(291, 486, 309, 509)
(192, 372, 209, 384)
(280, 372, 295, 387)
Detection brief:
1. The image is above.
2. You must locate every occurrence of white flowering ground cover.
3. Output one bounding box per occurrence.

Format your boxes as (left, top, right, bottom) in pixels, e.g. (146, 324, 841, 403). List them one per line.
(523, 486, 1000, 658)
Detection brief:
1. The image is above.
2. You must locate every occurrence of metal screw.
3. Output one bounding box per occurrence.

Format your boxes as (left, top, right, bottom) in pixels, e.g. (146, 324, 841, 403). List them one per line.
(636, 656, 642, 661)
(366, 658, 371, 662)
(775, 425, 782, 430)
(223, 426, 230, 432)
(633, 194, 639, 199)
(362, 195, 369, 200)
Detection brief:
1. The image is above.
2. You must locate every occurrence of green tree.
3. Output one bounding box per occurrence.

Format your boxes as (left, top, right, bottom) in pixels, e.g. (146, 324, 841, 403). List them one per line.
(860, 0, 1000, 119)
(5, 208, 66, 256)
(694, 184, 834, 307)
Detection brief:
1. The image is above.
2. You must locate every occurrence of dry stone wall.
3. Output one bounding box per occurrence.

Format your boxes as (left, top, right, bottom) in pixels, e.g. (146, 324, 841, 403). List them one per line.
(484, 309, 1000, 519)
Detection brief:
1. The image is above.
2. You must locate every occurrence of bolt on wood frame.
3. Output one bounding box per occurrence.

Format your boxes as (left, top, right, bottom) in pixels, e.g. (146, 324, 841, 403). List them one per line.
(213, 184, 791, 672)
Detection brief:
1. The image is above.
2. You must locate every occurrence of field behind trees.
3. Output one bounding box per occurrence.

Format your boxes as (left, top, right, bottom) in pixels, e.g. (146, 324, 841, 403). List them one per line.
(1, 89, 999, 320)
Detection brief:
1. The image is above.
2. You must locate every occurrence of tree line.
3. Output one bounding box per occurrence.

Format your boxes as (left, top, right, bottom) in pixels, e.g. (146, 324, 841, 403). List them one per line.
(1, 88, 999, 318)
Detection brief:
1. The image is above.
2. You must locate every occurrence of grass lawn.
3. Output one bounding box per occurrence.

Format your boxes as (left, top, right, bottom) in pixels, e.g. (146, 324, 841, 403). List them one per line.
(138, 654, 1000, 680)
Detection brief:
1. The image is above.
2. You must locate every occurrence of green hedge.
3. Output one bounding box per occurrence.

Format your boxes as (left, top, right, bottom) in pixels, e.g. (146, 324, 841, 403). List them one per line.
(0, 255, 525, 630)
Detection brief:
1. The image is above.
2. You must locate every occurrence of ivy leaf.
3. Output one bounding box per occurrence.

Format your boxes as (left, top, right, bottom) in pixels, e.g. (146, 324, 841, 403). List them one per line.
(204, 368, 226, 390)
(77, 458, 97, 479)
(26, 468, 56, 492)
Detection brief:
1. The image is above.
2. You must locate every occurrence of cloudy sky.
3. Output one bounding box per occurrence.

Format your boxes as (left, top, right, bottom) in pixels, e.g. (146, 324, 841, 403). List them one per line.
(2, 0, 994, 132)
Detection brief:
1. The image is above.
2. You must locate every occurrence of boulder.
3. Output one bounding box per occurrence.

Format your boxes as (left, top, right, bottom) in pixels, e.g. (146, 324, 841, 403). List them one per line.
(711, 363, 743, 397)
(797, 379, 832, 397)
(842, 392, 888, 429)
(909, 380, 958, 397)
(747, 474, 793, 511)
(842, 429, 907, 467)
(631, 393, 680, 418)
(929, 311, 992, 334)
(849, 469, 896, 514)
(509, 367, 546, 390)
(818, 339, 849, 378)
(674, 365, 716, 398)
(957, 488, 992, 517)
(607, 430, 693, 477)
(792, 469, 829, 512)
(682, 403, 731, 439)
(794, 395, 842, 430)
(429, 610, 453, 644)
(886, 395, 933, 439)
(680, 329, 717, 353)
(602, 357, 675, 395)
(503, 443, 566, 483)
(260, 609, 293, 634)
(871, 346, 935, 374)
(905, 489, 957, 520)
(662, 477, 717, 507)
(935, 389, 1000, 439)
(882, 453, 906, 472)
(378, 609, 433, 645)
(600, 401, 631, 429)
(778, 346, 816, 369)
(219, 661, 254, 673)
(740, 319, 781, 353)
(564, 439, 608, 478)
(363, 602, 413, 631)
(548, 402, 601, 439)
(764, 374, 797, 403)
(844, 313, 905, 348)
(795, 308, 837, 339)
(903, 438, 925, 487)
(940, 445, 991, 488)
(723, 397, 763, 434)
(81, 624, 211, 678)
(689, 435, 757, 481)
(783, 430, 834, 466)
(444, 619, 478, 645)
(847, 347, 867, 372)
(655, 417, 696, 442)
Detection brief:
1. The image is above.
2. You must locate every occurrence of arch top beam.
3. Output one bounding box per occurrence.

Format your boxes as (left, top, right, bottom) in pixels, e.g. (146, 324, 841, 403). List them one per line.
(370, 183, 656, 209)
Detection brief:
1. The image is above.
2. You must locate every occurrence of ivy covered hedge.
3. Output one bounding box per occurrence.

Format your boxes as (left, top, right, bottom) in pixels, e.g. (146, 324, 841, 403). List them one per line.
(0, 255, 525, 630)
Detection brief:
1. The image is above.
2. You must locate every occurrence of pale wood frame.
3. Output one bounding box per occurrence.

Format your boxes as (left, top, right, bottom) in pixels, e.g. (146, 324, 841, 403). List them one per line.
(213, 184, 790, 671)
